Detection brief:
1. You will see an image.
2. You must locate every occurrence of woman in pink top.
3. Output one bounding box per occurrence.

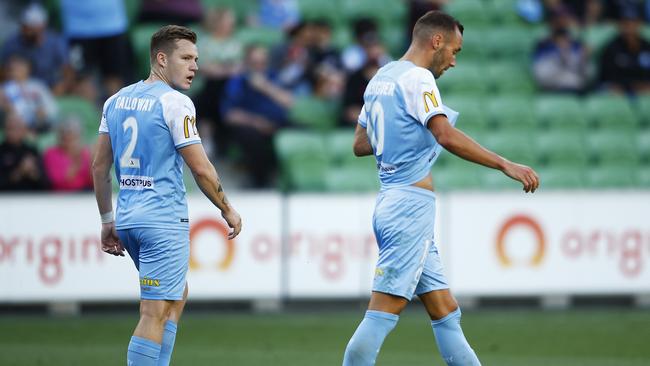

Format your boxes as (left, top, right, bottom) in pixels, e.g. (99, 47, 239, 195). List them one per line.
(43, 117, 93, 191)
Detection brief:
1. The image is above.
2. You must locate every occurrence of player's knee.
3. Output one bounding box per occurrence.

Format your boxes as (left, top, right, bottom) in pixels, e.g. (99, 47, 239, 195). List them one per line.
(140, 301, 170, 323)
(428, 300, 459, 321)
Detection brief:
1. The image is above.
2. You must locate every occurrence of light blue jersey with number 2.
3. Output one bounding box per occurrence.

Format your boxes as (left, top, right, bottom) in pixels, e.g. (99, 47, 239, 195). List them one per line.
(359, 61, 459, 188)
(99, 80, 201, 230)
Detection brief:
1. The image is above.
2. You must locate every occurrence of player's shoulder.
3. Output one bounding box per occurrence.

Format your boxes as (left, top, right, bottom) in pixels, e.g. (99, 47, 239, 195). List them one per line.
(159, 88, 195, 112)
(397, 63, 435, 87)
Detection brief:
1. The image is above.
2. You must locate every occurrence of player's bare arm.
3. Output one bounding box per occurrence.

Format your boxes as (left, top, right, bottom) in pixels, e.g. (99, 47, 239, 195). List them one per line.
(353, 123, 373, 157)
(428, 114, 540, 193)
(91, 133, 124, 256)
(179, 143, 242, 239)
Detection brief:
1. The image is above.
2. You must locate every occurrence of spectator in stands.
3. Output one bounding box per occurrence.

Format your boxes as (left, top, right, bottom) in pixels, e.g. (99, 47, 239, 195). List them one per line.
(0, 113, 48, 191)
(43, 117, 93, 192)
(59, 0, 133, 97)
(598, 11, 650, 94)
(222, 45, 294, 188)
(532, 6, 592, 93)
(602, 0, 647, 21)
(0, 55, 58, 133)
(341, 40, 386, 126)
(270, 22, 315, 95)
(547, 0, 603, 25)
(341, 18, 391, 73)
(139, 0, 203, 25)
(256, 0, 301, 30)
(0, 3, 72, 95)
(309, 19, 342, 71)
(195, 8, 244, 158)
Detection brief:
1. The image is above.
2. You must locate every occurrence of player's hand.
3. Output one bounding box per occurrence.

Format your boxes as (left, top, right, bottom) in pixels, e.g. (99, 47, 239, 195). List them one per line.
(100, 222, 125, 256)
(502, 161, 540, 193)
(222, 208, 242, 240)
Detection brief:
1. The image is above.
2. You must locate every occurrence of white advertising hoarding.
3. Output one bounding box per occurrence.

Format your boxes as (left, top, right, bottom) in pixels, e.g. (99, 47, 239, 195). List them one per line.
(445, 191, 650, 295)
(286, 194, 378, 298)
(0, 194, 282, 302)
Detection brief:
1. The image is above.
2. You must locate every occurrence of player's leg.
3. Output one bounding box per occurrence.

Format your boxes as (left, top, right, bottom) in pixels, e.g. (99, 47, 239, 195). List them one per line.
(157, 284, 188, 366)
(416, 244, 480, 365)
(343, 188, 433, 366)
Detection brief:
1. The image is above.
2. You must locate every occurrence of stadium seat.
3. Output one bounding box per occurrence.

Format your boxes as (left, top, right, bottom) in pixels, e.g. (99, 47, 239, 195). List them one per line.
(586, 129, 638, 165)
(274, 130, 325, 161)
(442, 96, 489, 135)
(535, 95, 587, 130)
(286, 154, 329, 191)
(381, 24, 408, 57)
(486, 27, 536, 62)
(432, 161, 482, 191)
(586, 164, 637, 188)
(56, 96, 101, 143)
(536, 130, 589, 167)
(200, 0, 258, 23)
(486, 96, 536, 131)
(457, 27, 490, 61)
(298, 0, 342, 25)
(324, 165, 379, 192)
(436, 62, 489, 96)
(486, 0, 522, 25)
(342, 0, 407, 26)
(581, 24, 617, 57)
(584, 94, 639, 130)
(638, 165, 650, 187)
(637, 128, 650, 162)
(482, 131, 536, 166)
(478, 169, 523, 190)
(130, 24, 164, 79)
(326, 129, 355, 164)
(635, 95, 650, 126)
(536, 166, 586, 189)
(274, 130, 328, 190)
(289, 97, 338, 131)
(486, 62, 536, 95)
(444, 0, 491, 26)
(235, 27, 284, 47)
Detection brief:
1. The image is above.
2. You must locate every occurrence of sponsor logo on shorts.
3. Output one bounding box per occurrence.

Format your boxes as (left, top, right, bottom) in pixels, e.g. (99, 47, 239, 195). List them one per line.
(140, 276, 160, 287)
(378, 162, 397, 173)
(375, 267, 384, 277)
(120, 175, 154, 190)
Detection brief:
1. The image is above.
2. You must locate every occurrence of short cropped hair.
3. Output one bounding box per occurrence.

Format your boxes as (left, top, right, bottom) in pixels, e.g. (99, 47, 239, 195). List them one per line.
(412, 10, 464, 42)
(150, 25, 197, 64)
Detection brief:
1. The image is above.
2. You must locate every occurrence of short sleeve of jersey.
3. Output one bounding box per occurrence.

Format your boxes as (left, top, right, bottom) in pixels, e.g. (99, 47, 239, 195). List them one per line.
(98, 94, 118, 134)
(358, 104, 368, 128)
(160, 91, 202, 149)
(400, 67, 445, 126)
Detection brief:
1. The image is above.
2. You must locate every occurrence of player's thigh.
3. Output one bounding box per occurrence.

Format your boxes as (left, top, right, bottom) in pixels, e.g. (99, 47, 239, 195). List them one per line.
(372, 187, 436, 300)
(133, 227, 190, 301)
(414, 242, 450, 297)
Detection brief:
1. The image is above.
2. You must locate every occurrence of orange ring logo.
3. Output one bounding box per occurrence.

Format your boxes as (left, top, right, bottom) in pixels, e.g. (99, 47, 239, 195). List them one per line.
(189, 218, 235, 271)
(495, 215, 545, 267)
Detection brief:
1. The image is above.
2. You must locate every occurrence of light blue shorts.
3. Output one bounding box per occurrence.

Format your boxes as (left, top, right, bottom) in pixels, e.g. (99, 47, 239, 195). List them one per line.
(372, 186, 449, 300)
(118, 227, 189, 301)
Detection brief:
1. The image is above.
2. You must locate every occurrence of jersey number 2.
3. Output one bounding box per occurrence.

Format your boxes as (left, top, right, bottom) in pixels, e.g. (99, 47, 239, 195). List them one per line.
(120, 117, 140, 168)
(366, 102, 385, 156)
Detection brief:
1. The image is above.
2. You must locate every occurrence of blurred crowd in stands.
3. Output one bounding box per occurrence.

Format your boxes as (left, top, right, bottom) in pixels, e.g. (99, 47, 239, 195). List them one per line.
(0, 0, 649, 191)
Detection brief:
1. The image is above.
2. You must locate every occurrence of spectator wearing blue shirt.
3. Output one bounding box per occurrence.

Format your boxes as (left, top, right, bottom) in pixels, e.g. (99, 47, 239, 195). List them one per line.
(0, 3, 72, 95)
(59, 0, 133, 96)
(222, 45, 294, 188)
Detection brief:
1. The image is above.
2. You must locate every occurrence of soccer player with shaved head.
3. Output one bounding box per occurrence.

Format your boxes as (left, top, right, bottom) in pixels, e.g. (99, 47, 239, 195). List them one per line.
(343, 11, 539, 366)
(92, 25, 242, 366)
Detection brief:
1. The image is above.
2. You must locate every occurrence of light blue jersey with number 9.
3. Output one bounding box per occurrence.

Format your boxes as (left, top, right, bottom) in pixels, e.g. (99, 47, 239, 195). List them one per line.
(358, 61, 459, 189)
(99, 80, 201, 230)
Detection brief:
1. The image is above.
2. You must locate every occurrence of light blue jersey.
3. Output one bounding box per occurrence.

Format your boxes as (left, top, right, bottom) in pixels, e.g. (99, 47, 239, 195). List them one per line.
(358, 61, 458, 188)
(99, 80, 201, 231)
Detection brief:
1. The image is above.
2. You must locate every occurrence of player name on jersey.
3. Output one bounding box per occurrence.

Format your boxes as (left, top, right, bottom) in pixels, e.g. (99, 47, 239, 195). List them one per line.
(114, 96, 156, 112)
(366, 80, 396, 96)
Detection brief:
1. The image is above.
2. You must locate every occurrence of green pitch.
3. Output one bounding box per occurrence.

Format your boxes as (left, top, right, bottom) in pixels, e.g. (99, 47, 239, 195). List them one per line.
(1, 307, 649, 365)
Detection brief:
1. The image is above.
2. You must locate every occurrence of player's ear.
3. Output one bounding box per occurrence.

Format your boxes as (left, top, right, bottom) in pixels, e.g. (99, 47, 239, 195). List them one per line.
(156, 51, 167, 68)
(431, 33, 444, 51)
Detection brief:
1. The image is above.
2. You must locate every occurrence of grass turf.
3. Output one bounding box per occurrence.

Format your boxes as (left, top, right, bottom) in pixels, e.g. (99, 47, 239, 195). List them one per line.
(1, 308, 649, 365)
